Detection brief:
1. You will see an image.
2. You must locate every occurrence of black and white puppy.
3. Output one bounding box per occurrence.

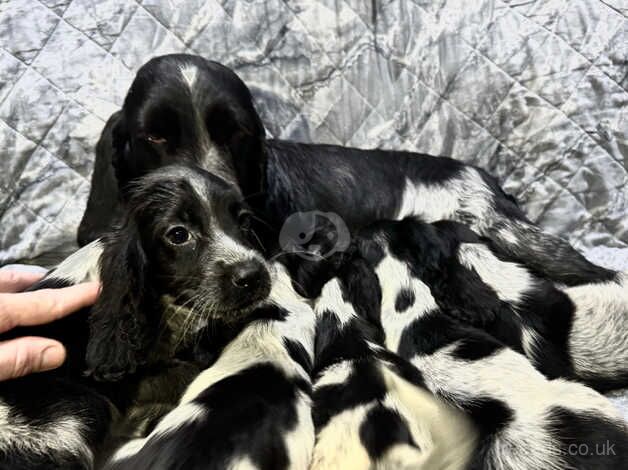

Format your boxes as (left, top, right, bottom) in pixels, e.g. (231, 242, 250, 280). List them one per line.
(347, 219, 627, 470)
(311, 257, 477, 470)
(104, 264, 315, 470)
(356, 218, 628, 391)
(84, 163, 272, 381)
(78, 53, 614, 287)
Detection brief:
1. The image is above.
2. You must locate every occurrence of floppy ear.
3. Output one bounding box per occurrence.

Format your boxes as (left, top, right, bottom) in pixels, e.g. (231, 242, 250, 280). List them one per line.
(85, 222, 159, 382)
(206, 100, 266, 200)
(78, 111, 126, 246)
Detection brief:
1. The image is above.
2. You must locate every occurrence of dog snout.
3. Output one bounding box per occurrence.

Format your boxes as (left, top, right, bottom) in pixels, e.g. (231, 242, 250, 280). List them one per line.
(229, 259, 269, 290)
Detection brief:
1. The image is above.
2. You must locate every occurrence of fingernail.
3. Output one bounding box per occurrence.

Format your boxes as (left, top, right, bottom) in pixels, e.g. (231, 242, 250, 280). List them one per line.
(40, 345, 66, 371)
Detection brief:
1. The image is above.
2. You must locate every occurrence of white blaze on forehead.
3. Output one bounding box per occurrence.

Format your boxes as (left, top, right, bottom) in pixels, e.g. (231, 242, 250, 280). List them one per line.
(180, 65, 198, 89)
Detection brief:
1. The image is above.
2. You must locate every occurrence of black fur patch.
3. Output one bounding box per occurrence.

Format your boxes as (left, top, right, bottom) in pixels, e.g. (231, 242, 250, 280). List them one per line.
(283, 338, 312, 375)
(313, 360, 387, 430)
(395, 288, 415, 313)
(461, 396, 513, 437)
(359, 406, 418, 459)
(544, 406, 628, 470)
(313, 310, 373, 376)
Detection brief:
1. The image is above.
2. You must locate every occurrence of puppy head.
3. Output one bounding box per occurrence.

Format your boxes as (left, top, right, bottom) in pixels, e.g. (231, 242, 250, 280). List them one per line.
(126, 164, 271, 319)
(86, 164, 270, 381)
(111, 54, 265, 196)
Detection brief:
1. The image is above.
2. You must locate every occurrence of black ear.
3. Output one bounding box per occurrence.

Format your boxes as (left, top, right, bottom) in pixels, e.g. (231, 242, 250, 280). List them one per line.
(77, 111, 126, 246)
(206, 101, 266, 200)
(85, 221, 158, 382)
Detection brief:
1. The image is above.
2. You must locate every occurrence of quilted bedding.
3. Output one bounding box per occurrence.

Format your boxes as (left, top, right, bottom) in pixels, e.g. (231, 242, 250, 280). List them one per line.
(0, 0, 626, 412)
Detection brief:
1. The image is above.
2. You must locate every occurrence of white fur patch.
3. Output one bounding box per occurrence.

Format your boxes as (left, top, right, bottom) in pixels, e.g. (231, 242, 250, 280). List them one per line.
(379, 369, 477, 470)
(110, 438, 147, 463)
(375, 252, 438, 351)
(111, 403, 206, 463)
(180, 65, 198, 89)
(315, 278, 357, 327)
(151, 402, 206, 438)
(310, 403, 374, 470)
(397, 178, 461, 222)
(396, 169, 495, 233)
(283, 395, 315, 470)
(457, 243, 534, 304)
(0, 402, 92, 465)
(50, 239, 103, 283)
(565, 272, 628, 378)
(213, 229, 267, 267)
(313, 360, 353, 389)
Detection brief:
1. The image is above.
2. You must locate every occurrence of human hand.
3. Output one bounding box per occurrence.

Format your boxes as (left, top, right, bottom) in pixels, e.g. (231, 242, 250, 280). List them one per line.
(0, 270, 100, 381)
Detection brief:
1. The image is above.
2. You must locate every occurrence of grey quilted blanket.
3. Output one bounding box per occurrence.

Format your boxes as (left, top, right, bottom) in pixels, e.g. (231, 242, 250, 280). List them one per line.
(0, 1, 626, 412)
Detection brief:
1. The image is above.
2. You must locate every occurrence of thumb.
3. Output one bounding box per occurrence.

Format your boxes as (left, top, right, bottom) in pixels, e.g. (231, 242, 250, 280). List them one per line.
(0, 337, 66, 381)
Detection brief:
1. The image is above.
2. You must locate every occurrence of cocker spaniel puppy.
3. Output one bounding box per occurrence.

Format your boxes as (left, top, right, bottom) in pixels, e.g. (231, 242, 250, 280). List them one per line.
(85, 164, 271, 381)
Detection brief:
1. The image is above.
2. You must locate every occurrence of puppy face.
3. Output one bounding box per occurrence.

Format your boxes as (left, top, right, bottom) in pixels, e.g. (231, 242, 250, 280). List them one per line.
(113, 54, 264, 193)
(122, 165, 271, 321)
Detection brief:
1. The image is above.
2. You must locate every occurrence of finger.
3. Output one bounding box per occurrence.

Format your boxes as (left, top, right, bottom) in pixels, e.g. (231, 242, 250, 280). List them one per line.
(0, 270, 45, 293)
(0, 282, 101, 333)
(0, 337, 66, 381)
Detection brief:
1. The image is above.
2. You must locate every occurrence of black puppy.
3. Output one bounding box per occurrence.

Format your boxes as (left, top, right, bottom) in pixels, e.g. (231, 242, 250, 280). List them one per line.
(78, 53, 613, 287)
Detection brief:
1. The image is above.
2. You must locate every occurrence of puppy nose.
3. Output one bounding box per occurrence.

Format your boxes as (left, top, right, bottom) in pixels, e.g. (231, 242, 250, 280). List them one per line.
(230, 260, 266, 289)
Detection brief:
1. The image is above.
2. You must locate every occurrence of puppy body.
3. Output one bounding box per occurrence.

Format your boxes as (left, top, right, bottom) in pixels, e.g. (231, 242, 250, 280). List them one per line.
(355, 220, 628, 470)
(370, 218, 628, 390)
(106, 265, 316, 470)
(311, 270, 477, 470)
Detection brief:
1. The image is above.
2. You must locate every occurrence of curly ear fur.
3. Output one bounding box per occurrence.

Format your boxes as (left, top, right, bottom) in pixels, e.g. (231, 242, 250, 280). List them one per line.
(85, 222, 158, 382)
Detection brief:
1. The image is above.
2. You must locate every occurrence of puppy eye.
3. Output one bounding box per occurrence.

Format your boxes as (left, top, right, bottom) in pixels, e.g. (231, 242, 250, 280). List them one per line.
(146, 135, 167, 145)
(165, 226, 191, 245)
